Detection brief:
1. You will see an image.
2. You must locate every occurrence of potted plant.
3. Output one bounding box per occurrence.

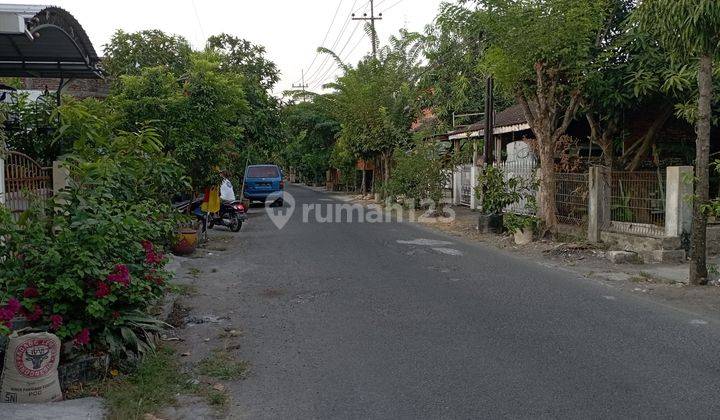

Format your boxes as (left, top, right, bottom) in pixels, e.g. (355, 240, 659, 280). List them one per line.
(504, 213, 538, 245)
(475, 166, 523, 234)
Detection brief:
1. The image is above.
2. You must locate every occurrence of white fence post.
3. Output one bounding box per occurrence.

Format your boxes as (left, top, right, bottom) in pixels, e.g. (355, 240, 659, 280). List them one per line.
(470, 164, 479, 210)
(665, 166, 694, 239)
(52, 161, 69, 196)
(452, 166, 460, 205)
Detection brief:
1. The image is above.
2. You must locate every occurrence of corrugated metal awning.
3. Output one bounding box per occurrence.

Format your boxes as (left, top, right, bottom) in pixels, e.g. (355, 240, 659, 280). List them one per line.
(0, 5, 102, 78)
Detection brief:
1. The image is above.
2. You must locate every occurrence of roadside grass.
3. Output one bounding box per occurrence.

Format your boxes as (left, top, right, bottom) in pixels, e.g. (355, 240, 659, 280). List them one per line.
(104, 348, 191, 420)
(170, 283, 199, 296)
(94, 346, 234, 419)
(198, 348, 249, 380)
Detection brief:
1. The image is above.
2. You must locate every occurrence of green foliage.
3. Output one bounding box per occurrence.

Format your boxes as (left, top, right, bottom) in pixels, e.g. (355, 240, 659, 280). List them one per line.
(0, 93, 60, 164)
(637, 0, 720, 59)
(207, 34, 284, 168)
(387, 141, 449, 206)
(207, 33, 280, 90)
(197, 348, 249, 380)
(503, 213, 539, 234)
(479, 0, 609, 92)
(110, 55, 249, 189)
(0, 107, 186, 361)
(476, 165, 528, 214)
(327, 30, 423, 161)
(418, 2, 490, 129)
(281, 100, 339, 183)
(104, 347, 191, 420)
(102, 30, 193, 77)
(329, 136, 359, 188)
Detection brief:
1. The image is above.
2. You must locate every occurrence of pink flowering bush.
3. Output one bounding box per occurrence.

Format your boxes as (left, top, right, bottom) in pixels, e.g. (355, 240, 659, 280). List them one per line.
(0, 181, 176, 360)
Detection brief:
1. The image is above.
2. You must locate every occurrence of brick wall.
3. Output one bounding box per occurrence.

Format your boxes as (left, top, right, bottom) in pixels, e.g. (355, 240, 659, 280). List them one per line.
(20, 77, 111, 99)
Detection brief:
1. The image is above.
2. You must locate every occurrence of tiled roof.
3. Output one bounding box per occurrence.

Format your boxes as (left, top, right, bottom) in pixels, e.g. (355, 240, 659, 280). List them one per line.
(449, 104, 528, 136)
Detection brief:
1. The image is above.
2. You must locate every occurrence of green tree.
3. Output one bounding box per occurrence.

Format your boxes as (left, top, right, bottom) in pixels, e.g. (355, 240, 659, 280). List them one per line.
(419, 2, 488, 130)
(103, 30, 193, 77)
(1, 93, 60, 164)
(637, 0, 720, 285)
(206, 33, 280, 89)
(281, 99, 339, 183)
(325, 30, 423, 194)
(206, 34, 284, 166)
(110, 54, 249, 190)
(478, 0, 610, 233)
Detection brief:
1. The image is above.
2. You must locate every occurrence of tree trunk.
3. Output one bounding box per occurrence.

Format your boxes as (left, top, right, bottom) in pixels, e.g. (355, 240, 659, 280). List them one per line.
(586, 113, 616, 168)
(537, 131, 558, 233)
(382, 151, 391, 198)
(625, 106, 673, 171)
(690, 55, 712, 286)
(360, 165, 367, 195)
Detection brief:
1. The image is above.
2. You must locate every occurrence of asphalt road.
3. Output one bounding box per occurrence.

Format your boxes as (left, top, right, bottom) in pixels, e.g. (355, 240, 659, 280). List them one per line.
(224, 185, 720, 419)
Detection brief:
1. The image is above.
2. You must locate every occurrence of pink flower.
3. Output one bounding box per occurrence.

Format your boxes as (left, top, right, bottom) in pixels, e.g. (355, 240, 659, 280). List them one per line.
(95, 282, 111, 298)
(26, 305, 43, 322)
(141, 240, 154, 252)
(107, 264, 130, 286)
(50, 315, 63, 331)
(0, 308, 14, 322)
(74, 328, 90, 346)
(6, 298, 21, 314)
(112, 311, 121, 319)
(23, 287, 39, 298)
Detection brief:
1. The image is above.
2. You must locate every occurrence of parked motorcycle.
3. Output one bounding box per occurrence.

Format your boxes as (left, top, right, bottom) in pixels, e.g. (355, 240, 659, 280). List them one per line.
(208, 200, 247, 232)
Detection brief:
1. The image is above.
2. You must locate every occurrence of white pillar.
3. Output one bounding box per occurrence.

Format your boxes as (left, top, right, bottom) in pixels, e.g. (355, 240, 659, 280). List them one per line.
(470, 165, 479, 210)
(452, 166, 460, 205)
(665, 166, 694, 238)
(52, 161, 70, 195)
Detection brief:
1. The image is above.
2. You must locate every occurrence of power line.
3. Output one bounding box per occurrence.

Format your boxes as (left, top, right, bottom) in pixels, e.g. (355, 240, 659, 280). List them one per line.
(292, 70, 309, 102)
(296, 0, 346, 84)
(303, 0, 360, 85)
(307, 21, 363, 89)
(352, 0, 382, 58)
(379, 0, 406, 13)
(189, 0, 206, 47)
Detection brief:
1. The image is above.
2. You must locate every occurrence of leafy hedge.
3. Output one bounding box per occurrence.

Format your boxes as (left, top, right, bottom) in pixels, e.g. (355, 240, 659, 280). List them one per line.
(0, 105, 187, 361)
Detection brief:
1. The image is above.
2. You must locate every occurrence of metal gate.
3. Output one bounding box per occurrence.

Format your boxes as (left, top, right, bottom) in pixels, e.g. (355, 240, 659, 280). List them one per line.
(459, 165, 472, 206)
(3, 151, 53, 218)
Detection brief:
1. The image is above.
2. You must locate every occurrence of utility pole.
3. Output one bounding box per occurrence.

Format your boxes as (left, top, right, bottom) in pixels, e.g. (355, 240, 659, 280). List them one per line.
(352, 0, 382, 59)
(292, 69, 309, 102)
(482, 76, 496, 165)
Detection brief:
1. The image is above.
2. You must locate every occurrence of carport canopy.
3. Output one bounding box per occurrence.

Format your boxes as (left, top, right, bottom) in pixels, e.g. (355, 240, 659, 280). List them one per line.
(0, 4, 102, 78)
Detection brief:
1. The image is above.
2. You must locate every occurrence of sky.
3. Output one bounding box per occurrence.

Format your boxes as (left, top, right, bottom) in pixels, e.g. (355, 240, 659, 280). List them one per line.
(4, 0, 446, 95)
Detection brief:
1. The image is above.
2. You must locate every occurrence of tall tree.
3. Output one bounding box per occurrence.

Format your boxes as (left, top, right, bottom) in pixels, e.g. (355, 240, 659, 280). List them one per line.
(638, 0, 720, 285)
(478, 0, 610, 233)
(206, 34, 284, 165)
(103, 30, 193, 77)
(325, 30, 423, 194)
(419, 2, 488, 130)
(280, 98, 340, 183)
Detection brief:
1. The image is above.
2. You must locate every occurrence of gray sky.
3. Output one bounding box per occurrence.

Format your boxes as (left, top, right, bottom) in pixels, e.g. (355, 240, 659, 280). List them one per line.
(4, 0, 446, 95)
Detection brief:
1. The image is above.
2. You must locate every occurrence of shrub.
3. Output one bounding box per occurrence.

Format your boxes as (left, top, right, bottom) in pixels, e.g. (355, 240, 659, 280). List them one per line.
(387, 141, 449, 207)
(476, 165, 529, 214)
(0, 113, 188, 362)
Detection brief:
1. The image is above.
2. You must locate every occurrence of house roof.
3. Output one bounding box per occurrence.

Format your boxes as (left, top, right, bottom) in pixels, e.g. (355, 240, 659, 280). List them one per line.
(448, 104, 529, 138)
(0, 4, 102, 78)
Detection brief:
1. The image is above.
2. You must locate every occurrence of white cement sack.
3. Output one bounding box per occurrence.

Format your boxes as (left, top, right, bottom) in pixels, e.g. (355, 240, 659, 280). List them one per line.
(1, 331, 62, 404)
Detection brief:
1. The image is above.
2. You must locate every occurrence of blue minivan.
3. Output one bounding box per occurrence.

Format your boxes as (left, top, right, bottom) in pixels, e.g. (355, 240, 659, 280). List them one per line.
(243, 164, 284, 205)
